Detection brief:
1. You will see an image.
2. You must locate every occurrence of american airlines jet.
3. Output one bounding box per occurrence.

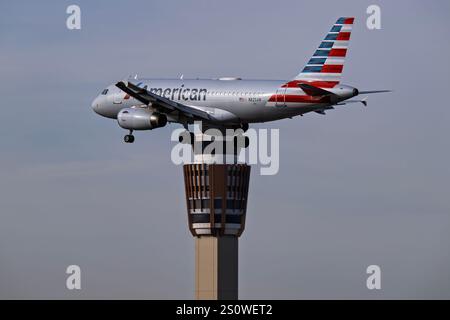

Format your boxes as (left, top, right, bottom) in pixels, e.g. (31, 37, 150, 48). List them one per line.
(92, 17, 389, 143)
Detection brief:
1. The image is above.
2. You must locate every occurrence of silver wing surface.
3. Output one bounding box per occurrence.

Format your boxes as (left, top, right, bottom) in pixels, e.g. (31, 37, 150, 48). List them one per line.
(115, 81, 214, 122)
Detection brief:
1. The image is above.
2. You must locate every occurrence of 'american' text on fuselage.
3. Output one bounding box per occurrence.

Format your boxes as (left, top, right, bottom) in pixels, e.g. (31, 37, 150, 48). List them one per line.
(149, 85, 207, 101)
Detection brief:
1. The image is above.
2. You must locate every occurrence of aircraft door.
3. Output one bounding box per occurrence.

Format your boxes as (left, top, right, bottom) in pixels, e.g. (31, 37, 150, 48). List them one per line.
(113, 90, 123, 104)
(275, 88, 286, 107)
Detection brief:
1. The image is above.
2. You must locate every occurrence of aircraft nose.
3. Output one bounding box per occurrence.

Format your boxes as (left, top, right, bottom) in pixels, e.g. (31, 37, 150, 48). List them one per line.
(91, 96, 100, 113)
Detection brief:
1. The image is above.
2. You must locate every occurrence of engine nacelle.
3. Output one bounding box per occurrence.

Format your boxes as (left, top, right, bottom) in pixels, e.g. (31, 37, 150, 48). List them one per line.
(117, 108, 167, 130)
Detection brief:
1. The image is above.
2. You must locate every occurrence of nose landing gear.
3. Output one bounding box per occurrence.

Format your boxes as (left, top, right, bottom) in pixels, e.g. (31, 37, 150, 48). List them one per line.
(124, 130, 135, 143)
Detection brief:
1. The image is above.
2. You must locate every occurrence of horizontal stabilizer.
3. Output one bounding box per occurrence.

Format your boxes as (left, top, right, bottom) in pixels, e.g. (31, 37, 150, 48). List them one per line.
(358, 90, 391, 94)
(342, 97, 368, 106)
(298, 83, 337, 97)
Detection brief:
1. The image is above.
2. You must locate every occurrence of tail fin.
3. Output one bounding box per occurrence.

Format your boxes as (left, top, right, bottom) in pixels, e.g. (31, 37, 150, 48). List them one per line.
(293, 17, 354, 86)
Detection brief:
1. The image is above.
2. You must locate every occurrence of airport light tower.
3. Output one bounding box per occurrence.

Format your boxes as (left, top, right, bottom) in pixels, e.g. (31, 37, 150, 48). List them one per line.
(182, 130, 251, 300)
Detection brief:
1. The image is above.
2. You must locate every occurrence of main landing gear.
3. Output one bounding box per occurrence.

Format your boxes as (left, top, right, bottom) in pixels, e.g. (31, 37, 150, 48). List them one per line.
(124, 130, 135, 143)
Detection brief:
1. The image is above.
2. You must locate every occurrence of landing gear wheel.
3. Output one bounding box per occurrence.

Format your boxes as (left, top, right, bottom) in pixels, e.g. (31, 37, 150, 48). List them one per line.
(124, 134, 135, 143)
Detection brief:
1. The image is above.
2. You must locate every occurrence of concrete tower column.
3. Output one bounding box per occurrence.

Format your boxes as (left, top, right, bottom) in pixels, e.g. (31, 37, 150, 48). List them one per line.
(195, 236, 238, 299)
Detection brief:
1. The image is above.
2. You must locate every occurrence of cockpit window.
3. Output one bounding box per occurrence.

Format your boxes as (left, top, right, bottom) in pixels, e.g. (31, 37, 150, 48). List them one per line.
(101, 89, 109, 95)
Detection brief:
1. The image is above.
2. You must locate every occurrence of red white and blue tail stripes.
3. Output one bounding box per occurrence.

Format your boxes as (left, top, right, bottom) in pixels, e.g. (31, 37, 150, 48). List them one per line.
(294, 17, 354, 85)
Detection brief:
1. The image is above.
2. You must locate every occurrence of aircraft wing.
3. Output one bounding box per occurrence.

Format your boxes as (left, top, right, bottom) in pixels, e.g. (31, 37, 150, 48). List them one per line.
(115, 81, 214, 121)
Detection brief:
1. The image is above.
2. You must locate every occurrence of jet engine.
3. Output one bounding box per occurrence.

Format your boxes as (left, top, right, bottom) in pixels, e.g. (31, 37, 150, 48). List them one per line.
(117, 108, 167, 130)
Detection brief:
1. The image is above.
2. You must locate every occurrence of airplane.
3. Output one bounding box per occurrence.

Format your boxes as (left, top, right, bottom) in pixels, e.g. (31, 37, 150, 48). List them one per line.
(91, 17, 389, 144)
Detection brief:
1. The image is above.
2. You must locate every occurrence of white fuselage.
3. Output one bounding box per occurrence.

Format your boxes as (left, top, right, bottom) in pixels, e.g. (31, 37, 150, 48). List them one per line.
(91, 78, 356, 126)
